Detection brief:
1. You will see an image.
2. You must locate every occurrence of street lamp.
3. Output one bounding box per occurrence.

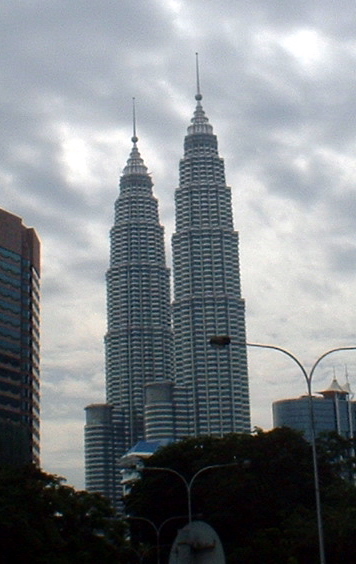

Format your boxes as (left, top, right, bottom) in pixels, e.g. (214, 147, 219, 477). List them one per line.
(210, 337, 356, 564)
(127, 515, 187, 564)
(127, 463, 239, 562)
(142, 462, 239, 524)
(140, 462, 239, 525)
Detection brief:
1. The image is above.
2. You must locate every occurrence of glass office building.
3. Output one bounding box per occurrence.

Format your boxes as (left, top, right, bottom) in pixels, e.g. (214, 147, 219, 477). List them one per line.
(0, 209, 40, 465)
(273, 377, 356, 441)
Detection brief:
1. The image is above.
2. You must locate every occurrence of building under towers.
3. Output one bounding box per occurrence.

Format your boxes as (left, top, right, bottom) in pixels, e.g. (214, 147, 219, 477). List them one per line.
(85, 70, 251, 507)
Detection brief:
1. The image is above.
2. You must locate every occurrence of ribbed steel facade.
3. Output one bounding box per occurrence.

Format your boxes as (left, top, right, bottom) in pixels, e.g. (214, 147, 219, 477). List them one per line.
(104, 137, 172, 454)
(144, 381, 175, 441)
(172, 94, 250, 436)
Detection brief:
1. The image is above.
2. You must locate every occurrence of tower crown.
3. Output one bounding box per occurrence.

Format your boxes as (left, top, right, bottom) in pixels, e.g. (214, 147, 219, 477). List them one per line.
(187, 101, 214, 136)
(122, 144, 148, 176)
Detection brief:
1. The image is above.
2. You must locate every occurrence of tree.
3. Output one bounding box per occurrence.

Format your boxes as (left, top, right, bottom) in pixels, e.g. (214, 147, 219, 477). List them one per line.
(126, 428, 356, 563)
(0, 465, 131, 563)
(317, 431, 356, 481)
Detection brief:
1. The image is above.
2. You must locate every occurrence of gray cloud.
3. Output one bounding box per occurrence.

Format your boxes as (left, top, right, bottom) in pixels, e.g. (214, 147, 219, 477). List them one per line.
(1, 0, 356, 489)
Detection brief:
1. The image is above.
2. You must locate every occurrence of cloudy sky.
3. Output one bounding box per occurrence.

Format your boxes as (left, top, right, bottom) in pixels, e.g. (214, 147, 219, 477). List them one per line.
(1, 0, 356, 489)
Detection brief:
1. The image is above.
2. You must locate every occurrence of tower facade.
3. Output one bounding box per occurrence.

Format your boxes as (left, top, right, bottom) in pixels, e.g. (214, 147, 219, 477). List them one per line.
(104, 130, 172, 456)
(172, 86, 250, 436)
(0, 209, 40, 465)
(84, 404, 116, 501)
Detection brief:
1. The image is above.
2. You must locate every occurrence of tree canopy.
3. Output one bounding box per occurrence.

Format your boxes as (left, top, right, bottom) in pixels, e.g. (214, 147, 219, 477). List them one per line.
(126, 428, 356, 564)
(5, 430, 354, 563)
(0, 464, 131, 563)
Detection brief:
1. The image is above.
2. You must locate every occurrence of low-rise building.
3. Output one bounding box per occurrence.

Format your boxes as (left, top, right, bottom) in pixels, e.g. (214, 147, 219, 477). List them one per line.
(273, 376, 355, 441)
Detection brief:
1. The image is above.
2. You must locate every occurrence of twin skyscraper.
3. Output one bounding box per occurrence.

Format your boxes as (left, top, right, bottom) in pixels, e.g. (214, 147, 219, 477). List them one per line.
(85, 72, 250, 508)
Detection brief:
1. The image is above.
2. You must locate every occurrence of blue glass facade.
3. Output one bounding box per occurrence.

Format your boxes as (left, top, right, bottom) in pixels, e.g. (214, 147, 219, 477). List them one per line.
(273, 382, 356, 442)
(0, 209, 40, 465)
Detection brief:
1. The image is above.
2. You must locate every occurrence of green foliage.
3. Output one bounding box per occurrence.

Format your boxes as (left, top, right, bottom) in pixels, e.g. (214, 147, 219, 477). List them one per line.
(0, 464, 130, 563)
(126, 428, 356, 563)
(317, 431, 356, 480)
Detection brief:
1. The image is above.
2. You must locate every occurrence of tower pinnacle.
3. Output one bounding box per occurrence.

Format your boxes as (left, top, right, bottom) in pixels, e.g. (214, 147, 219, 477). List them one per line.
(122, 98, 148, 176)
(195, 52, 202, 102)
(132, 96, 138, 144)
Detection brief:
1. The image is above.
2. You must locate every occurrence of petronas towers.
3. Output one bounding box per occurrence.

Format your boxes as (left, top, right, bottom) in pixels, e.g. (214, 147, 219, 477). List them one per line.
(105, 130, 172, 452)
(173, 87, 250, 436)
(85, 74, 250, 506)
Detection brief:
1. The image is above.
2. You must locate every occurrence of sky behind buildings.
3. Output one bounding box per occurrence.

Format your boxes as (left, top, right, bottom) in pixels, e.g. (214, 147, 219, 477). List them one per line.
(1, 0, 356, 489)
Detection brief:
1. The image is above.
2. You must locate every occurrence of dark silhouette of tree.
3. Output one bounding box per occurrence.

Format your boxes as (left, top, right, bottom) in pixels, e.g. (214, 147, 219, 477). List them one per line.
(126, 428, 356, 564)
(0, 465, 132, 563)
(317, 431, 356, 480)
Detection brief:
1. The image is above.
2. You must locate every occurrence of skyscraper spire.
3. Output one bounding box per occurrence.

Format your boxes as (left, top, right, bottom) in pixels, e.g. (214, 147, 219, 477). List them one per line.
(132, 96, 137, 143)
(122, 98, 148, 176)
(195, 52, 202, 101)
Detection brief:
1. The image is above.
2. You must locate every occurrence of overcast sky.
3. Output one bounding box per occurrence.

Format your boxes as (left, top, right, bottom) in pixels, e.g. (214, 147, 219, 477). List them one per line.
(1, 0, 356, 490)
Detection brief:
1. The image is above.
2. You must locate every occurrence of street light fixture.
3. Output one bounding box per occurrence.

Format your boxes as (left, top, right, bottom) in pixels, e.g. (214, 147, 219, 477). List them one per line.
(127, 463, 239, 562)
(142, 462, 239, 524)
(210, 336, 356, 564)
(127, 515, 187, 564)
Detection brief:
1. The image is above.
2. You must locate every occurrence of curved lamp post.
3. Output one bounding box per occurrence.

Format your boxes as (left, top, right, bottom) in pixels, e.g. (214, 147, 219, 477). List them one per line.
(128, 463, 238, 562)
(143, 462, 239, 525)
(210, 337, 356, 564)
(127, 515, 187, 564)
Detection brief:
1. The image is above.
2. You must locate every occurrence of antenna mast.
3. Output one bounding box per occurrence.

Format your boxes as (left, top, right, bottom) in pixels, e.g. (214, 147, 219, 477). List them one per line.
(132, 97, 138, 143)
(195, 52, 202, 101)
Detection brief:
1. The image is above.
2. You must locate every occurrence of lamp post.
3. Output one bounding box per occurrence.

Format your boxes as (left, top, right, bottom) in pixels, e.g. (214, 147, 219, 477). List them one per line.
(126, 462, 239, 562)
(210, 337, 356, 564)
(127, 544, 153, 564)
(142, 462, 239, 525)
(128, 515, 187, 564)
